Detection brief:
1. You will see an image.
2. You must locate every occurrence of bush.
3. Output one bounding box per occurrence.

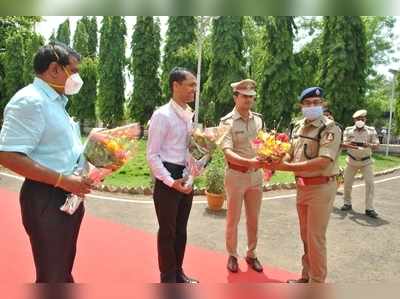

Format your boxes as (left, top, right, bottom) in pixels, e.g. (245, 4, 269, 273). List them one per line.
(205, 149, 226, 194)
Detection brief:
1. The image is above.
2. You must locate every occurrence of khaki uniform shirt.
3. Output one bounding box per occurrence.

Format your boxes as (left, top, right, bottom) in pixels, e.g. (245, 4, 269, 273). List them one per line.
(290, 115, 342, 178)
(219, 108, 263, 159)
(343, 125, 379, 167)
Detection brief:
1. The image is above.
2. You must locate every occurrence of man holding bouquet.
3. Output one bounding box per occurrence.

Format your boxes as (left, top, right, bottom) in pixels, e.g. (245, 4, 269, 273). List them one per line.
(0, 43, 92, 282)
(147, 67, 199, 283)
(274, 87, 342, 283)
(219, 79, 266, 273)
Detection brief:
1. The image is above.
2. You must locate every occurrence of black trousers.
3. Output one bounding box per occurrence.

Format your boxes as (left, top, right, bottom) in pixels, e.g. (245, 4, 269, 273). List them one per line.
(153, 162, 193, 282)
(19, 179, 84, 283)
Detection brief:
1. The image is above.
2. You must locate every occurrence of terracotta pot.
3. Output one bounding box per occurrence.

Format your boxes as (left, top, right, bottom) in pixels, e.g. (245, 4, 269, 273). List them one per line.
(205, 190, 225, 211)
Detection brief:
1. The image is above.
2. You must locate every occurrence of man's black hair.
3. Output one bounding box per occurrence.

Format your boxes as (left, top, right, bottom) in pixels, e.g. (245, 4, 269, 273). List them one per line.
(169, 67, 195, 92)
(33, 41, 81, 74)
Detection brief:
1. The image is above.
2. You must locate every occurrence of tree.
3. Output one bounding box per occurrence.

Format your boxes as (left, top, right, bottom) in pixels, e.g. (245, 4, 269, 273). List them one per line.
(161, 17, 197, 99)
(293, 37, 320, 94)
(98, 16, 126, 127)
(0, 17, 42, 121)
(364, 75, 391, 130)
(49, 30, 56, 43)
(244, 17, 265, 80)
(1, 33, 25, 116)
(73, 18, 89, 58)
(56, 19, 71, 46)
(320, 16, 368, 126)
(81, 16, 98, 58)
(395, 75, 400, 134)
(23, 32, 44, 85)
(257, 17, 297, 129)
(87, 17, 98, 58)
(69, 17, 97, 126)
(68, 58, 97, 127)
(362, 17, 396, 78)
(129, 16, 162, 125)
(203, 16, 246, 124)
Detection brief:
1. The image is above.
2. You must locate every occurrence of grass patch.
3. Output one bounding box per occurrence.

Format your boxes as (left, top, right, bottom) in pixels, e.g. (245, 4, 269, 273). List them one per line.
(101, 141, 400, 188)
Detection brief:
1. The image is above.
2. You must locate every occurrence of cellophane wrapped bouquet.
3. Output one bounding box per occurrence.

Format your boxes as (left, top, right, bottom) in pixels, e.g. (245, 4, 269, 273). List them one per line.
(60, 123, 141, 215)
(251, 130, 292, 181)
(336, 167, 344, 188)
(183, 126, 229, 187)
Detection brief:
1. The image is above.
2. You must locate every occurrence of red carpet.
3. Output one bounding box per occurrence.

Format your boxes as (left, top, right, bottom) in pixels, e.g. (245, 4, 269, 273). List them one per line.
(0, 188, 298, 284)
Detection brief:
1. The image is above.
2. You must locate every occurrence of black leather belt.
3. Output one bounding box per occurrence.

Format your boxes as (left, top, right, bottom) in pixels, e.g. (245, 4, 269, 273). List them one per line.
(347, 153, 370, 161)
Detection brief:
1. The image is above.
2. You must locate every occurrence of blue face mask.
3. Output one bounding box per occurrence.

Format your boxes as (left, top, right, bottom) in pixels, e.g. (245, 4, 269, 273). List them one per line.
(302, 106, 323, 120)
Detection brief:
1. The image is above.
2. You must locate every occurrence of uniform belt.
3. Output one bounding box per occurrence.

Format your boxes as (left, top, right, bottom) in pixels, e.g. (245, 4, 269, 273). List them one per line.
(228, 162, 256, 173)
(295, 176, 336, 186)
(347, 153, 370, 161)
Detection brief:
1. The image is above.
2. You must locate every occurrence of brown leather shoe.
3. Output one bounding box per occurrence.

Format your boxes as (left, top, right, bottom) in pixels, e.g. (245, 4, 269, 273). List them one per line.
(245, 257, 263, 273)
(287, 278, 309, 283)
(227, 256, 239, 273)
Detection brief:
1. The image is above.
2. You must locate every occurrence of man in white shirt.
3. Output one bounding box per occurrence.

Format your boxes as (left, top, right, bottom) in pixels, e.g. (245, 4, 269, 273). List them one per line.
(147, 67, 199, 283)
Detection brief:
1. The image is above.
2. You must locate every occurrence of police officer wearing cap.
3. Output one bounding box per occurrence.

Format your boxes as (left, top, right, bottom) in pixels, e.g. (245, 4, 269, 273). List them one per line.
(273, 87, 342, 283)
(219, 79, 266, 273)
(341, 109, 380, 218)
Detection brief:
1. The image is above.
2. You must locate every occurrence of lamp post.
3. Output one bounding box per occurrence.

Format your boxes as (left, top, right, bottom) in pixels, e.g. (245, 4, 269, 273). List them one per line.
(386, 69, 399, 156)
(194, 16, 212, 128)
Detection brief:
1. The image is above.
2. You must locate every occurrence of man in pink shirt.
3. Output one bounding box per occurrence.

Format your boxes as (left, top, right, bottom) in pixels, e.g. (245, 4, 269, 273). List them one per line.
(147, 67, 199, 283)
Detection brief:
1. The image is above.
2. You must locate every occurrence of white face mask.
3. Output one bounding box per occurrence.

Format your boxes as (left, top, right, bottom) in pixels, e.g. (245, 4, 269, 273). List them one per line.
(301, 106, 323, 121)
(64, 73, 84, 95)
(355, 120, 365, 128)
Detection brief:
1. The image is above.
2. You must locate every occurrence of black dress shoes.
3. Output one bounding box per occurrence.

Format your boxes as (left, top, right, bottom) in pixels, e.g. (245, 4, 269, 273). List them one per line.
(160, 271, 177, 283)
(227, 256, 239, 273)
(176, 271, 199, 284)
(287, 278, 309, 283)
(340, 204, 352, 211)
(365, 209, 378, 218)
(245, 257, 263, 273)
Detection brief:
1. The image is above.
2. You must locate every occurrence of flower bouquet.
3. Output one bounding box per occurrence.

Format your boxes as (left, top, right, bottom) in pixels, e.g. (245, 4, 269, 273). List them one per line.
(336, 167, 344, 189)
(60, 123, 141, 215)
(183, 126, 229, 188)
(251, 130, 291, 181)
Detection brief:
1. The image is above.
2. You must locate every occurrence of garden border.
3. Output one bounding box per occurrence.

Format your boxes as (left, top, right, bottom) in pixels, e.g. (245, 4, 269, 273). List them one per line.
(94, 166, 400, 195)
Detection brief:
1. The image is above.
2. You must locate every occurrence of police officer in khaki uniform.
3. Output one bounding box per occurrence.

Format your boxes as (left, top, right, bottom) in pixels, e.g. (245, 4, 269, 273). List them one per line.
(341, 109, 380, 218)
(274, 87, 342, 283)
(219, 79, 265, 273)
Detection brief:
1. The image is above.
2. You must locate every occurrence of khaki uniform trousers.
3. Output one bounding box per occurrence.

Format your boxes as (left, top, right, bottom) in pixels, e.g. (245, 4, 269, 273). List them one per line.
(343, 163, 375, 210)
(225, 168, 263, 259)
(296, 180, 336, 283)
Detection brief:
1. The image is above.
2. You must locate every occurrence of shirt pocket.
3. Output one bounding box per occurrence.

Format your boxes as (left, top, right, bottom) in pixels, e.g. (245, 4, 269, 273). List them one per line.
(303, 140, 319, 159)
(232, 130, 247, 146)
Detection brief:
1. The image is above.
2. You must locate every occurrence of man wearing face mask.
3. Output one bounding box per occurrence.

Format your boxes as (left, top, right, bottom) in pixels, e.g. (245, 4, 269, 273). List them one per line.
(273, 87, 342, 283)
(341, 110, 380, 218)
(219, 79, 266, 274)
(0, 42, 91, 282)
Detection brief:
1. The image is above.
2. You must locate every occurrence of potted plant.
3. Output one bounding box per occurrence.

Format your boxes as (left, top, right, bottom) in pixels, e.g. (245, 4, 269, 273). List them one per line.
(205, 149, 225, 211)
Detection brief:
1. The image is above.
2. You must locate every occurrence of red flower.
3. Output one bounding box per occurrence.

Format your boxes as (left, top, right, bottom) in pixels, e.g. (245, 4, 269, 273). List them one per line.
(276, 133, 289, 143)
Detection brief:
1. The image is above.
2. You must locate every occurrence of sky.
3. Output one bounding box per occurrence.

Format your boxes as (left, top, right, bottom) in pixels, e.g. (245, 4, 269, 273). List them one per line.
(35, 16, 400, 80)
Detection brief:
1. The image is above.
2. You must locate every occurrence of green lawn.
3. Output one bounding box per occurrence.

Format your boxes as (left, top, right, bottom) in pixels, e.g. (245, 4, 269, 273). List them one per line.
(103, 140, 400, 188)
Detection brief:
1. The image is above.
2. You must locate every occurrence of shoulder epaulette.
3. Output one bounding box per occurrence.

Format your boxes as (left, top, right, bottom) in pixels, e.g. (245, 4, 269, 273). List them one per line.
(220, 112, 233, 121)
